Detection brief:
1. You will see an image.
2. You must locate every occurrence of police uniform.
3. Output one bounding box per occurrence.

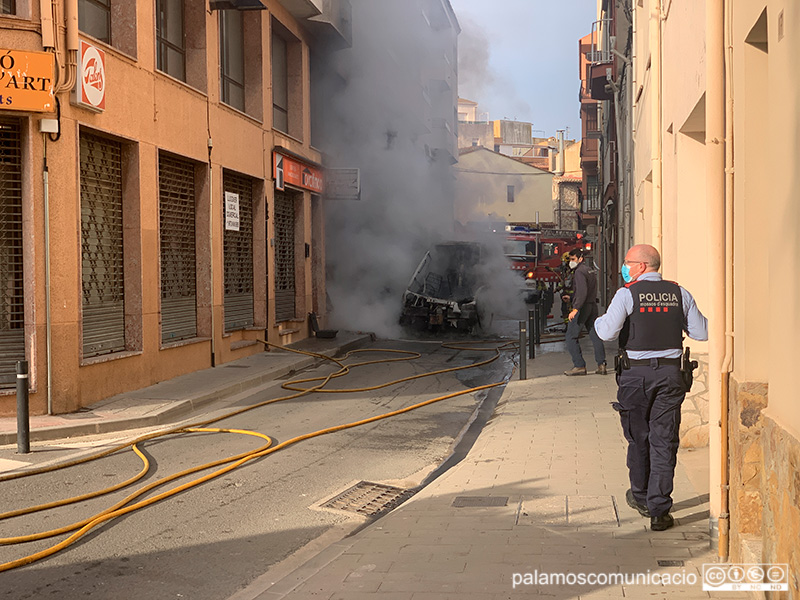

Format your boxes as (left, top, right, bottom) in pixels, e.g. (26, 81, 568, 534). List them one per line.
(594, 272, 708, 520)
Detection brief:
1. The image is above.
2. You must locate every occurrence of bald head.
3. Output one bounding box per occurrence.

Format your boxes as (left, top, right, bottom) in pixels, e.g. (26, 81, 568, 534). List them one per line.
(626, 244, 661, 271)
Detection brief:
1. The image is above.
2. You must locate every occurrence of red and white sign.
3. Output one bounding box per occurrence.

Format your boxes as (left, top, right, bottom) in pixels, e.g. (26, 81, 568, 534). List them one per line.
(273, 152, 323, 194)
(76, 40, 105, 111)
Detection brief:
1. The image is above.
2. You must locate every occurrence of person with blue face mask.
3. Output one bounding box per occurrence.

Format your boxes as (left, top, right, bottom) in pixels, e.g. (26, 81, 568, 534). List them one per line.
(594, 244, 708, 532)
(563, 248, 607, 376)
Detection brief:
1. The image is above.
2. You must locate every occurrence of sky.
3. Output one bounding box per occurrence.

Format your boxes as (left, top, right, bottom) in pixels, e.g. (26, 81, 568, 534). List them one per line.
(449, 0, 599, 141)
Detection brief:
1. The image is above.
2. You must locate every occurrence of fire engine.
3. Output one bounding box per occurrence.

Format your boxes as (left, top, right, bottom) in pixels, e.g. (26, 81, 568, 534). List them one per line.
(502, 226, 593, 301)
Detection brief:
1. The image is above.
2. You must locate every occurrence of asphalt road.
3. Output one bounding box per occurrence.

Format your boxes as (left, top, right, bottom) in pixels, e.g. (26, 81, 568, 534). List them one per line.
(0, 337, 515, 600)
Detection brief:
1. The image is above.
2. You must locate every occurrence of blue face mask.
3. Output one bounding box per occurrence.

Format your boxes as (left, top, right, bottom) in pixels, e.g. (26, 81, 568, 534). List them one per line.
(621, 263, 632, 283)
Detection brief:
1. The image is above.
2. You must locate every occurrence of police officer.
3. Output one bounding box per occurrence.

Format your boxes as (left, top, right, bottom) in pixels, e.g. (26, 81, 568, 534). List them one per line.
(594, 244, 708, 531)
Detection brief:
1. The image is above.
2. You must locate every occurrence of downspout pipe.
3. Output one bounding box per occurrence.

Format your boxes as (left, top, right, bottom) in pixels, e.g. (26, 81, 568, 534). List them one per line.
(706, 0, 726, 549)
(650, 0, 663, 254)
(39, 0, 55, 49)
(43, 139, 53, 415)
(719, 0, 735, 562)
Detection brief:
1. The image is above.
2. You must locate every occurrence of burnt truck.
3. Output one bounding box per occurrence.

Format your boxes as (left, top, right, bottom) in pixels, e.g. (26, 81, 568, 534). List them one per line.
(399, 241, 489, 333)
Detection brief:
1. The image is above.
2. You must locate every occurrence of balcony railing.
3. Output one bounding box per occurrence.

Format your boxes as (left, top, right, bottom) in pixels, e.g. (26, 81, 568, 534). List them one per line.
(584, 183, 602, 212)
(586, 18, 613, 65)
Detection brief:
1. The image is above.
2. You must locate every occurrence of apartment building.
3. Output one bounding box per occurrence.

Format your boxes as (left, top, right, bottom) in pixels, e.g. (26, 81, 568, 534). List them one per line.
(623, 0, 800, 581)
(0, 0, 350, 416)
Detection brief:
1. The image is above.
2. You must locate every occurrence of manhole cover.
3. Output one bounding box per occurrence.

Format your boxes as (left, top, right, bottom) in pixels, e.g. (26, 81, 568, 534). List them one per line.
(452, 496, 508, 508)
(320, 481, 414, 517)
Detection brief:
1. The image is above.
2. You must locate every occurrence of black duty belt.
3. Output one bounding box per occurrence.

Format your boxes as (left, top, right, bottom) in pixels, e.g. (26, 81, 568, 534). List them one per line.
(627, 357, 681, 367)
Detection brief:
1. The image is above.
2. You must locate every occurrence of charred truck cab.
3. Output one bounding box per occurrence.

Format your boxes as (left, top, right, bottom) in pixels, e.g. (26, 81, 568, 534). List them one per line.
(400, 242, 488, 333)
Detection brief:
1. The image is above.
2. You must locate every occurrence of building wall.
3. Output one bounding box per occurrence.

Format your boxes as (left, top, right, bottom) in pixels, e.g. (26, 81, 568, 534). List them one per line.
(458, 121, 493, 149)
(628, 0, 800, 581)
(455, 148, 554, 226)
(0, 1, 330, 415)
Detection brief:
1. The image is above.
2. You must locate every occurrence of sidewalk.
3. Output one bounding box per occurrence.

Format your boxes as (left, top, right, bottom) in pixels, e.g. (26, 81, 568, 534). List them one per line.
(231, 344, 734, 600)
(0, 332, 371, 447)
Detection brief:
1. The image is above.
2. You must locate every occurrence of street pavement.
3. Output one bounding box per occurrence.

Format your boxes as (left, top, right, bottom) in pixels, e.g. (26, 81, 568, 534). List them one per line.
(228, 342, 736, 600)
(0, 330, 736, 600)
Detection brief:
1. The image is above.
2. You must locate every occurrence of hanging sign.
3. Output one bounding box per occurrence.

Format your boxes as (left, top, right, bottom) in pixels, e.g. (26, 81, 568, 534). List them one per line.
(273, 151, 323, 193)
(225, 191, 240, 231)
(76, 40, 106, 111)
(0, 49, 55, 112)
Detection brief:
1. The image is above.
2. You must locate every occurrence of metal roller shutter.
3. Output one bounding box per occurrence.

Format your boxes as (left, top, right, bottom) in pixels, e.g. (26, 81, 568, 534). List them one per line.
(274, 190, 296, 321)
(223, 170, 254, 331)
(0, 118, 25, 387)
(80, 132, 126, 358)
(159, 153, 197, 343)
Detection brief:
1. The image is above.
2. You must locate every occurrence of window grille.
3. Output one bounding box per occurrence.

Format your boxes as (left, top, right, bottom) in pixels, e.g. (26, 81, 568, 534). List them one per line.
(0, 118, 25, 386)
(223, 170, 254, 331)
(274, 190, 296, 321)
(159, 153, 197, 343)
(80, 132, 125, 357)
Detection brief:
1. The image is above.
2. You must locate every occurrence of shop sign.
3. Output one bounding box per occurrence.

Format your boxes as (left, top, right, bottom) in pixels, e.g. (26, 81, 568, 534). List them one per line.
(273, 152, 323, 194)
(0, 49, 55, 112)
(76, 40, 106, 111)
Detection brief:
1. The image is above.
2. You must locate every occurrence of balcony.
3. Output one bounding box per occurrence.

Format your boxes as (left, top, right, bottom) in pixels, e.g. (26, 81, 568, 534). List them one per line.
(307, 0, 353, 50)
(586, 18, 615, 101)
(277, 0, 322, 19)
(583, 182, 602, 212)
(580, 137, 598, 166)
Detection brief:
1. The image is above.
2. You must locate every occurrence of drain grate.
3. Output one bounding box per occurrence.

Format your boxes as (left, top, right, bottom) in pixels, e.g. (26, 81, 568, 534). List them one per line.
(452, 496, 509, 508)
(657, 560, 685, 567)
(320, 481, 415, 517)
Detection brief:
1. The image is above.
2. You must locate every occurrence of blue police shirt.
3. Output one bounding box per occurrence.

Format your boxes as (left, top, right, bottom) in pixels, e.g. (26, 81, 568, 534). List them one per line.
(594, 272, 708, 359)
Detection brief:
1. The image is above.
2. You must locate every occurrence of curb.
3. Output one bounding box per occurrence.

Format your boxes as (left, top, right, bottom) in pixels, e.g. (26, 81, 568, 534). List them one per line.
(0, 335, 371, 446)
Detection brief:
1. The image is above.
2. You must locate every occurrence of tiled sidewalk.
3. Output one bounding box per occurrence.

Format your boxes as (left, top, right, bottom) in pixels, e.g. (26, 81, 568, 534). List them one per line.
(238, 349, 738, 600)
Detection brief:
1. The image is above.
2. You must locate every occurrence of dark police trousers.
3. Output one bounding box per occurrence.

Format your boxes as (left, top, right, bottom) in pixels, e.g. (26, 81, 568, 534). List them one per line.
(613, 360, 686, 517)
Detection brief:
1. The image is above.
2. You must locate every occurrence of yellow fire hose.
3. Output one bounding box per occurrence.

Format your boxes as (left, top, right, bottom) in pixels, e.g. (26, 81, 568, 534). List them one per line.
(0, 339, 517, 573)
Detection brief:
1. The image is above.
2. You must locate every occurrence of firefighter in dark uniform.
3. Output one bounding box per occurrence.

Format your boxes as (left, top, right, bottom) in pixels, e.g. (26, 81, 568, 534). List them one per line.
(594, 244, 708, 531)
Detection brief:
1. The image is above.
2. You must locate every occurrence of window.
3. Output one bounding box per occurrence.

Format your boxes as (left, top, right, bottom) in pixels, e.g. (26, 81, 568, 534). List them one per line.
(220, 9, 245, 111)
(78, 0, 111, 44)
(0, 118, 25, 387)
(159, 153, 197, 343)
(223, 170, 254, 331)
(271, 31, 288, 133)
(271, 19, 301, 138)
(80, 132, 125, 357)
(78, 0, 137, 55)
(156, 0, 185, 81)
(1, 0, 16, 14)
(507, 185, 515, 203)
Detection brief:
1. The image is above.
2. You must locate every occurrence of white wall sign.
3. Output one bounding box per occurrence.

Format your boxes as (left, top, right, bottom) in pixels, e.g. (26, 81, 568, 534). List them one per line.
(325, 168, 361, 200)
(225, 191, 240, 231)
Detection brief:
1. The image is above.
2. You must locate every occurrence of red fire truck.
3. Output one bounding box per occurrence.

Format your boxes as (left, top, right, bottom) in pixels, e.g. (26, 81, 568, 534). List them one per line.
(502, 226, 593, 301)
